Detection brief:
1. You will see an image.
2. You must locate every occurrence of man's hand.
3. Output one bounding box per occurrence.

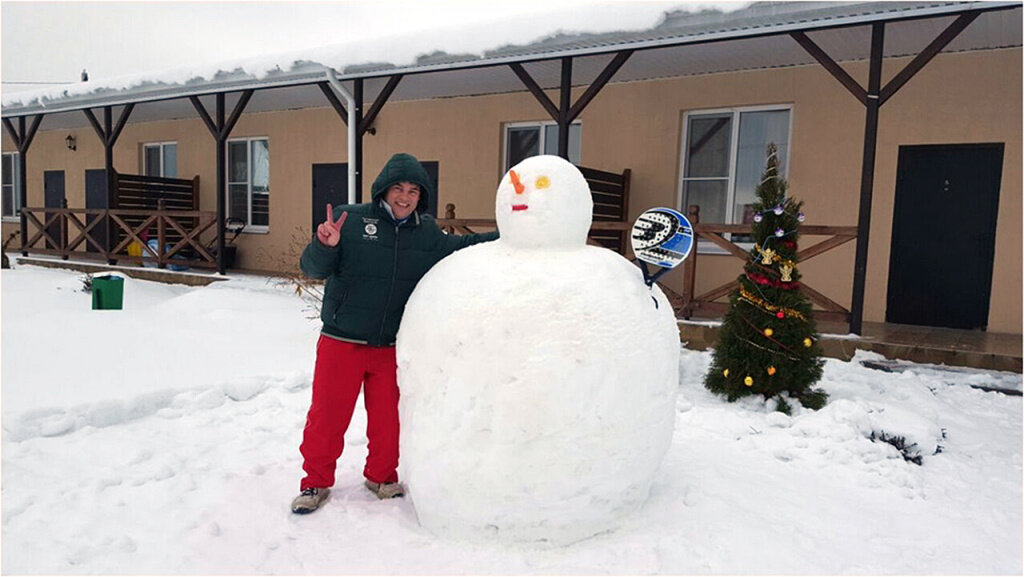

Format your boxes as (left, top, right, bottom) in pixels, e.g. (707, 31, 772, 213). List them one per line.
(317, 203, 347, 247)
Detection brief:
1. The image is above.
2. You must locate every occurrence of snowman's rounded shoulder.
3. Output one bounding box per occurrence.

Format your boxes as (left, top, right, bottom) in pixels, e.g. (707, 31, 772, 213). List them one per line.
(415, 242, 646, 301)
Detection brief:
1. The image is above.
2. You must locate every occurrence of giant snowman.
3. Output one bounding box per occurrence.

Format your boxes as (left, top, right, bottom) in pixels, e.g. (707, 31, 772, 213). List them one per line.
(396, 155, 679, 545)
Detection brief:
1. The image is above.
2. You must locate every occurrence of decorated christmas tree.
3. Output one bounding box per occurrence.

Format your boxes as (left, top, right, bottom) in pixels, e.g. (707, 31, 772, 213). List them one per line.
(704, 144, 826, 414)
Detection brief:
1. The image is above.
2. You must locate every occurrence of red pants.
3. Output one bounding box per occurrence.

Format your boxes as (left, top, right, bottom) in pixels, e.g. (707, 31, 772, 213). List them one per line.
(299, 336, 400, 490)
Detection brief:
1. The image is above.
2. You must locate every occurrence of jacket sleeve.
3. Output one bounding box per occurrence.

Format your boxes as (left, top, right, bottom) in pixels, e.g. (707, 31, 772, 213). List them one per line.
(301, 205, 352, 278)
(300, 236, 341, 279)
(440, 228, 499, 256)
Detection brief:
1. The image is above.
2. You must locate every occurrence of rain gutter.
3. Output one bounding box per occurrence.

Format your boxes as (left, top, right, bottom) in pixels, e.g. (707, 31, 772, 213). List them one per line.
(325, 68, 357, 205)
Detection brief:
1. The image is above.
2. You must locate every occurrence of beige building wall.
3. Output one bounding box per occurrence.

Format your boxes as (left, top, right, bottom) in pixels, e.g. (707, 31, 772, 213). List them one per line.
(3, 48, 1020, 332)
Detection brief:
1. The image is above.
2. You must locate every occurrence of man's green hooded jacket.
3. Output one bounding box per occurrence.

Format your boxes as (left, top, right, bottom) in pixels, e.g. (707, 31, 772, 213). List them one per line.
(300, 153, 498, 346)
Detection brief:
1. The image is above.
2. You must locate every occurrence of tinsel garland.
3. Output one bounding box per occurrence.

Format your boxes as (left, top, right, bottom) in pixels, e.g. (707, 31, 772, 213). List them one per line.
(746, 271, 800, 290)
(736, 308, 801, 356)
(739, 286, 807, 320)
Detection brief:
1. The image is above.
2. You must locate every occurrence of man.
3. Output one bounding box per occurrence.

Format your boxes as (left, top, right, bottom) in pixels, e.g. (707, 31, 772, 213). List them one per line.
(292, 153, 497, 514)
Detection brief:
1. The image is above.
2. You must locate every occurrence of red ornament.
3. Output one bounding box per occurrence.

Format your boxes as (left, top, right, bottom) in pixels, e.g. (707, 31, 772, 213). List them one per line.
(776, 311, 785, 319)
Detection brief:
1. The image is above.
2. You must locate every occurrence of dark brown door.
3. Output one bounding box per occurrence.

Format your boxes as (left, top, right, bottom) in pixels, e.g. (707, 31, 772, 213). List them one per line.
(43, 170, 65, 250)
(886, 144, 1003, 330)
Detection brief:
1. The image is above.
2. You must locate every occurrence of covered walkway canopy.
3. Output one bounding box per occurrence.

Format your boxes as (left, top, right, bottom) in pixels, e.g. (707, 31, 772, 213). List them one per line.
(3, 1, 1021, 331)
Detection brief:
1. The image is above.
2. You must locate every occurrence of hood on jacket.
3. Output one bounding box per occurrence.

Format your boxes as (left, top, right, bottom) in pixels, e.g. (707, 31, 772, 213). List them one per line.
(371, 153, 432, 214)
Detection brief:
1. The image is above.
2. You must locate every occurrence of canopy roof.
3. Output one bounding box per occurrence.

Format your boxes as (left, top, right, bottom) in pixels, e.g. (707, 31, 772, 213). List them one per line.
(2, 1, 1020, 131)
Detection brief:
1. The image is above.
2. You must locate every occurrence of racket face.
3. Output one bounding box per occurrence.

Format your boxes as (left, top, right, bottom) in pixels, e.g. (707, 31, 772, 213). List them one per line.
(631, 208, 694, 269)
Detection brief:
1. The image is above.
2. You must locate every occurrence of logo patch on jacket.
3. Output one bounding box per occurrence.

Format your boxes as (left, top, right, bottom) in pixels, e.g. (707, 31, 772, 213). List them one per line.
(362, 218, 379, 240)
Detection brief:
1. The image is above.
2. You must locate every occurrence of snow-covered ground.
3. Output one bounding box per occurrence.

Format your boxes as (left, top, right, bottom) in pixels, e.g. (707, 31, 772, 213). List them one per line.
(2, 264, 1021, 574)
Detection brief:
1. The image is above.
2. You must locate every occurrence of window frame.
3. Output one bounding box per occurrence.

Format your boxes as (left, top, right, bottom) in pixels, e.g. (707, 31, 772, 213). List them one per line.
(2, 152, 21, 222)
(502, 120, 583, 173)
(676, 104, 794, 253)
(225, 136, 270, 234)
(142, 141, 178, 178)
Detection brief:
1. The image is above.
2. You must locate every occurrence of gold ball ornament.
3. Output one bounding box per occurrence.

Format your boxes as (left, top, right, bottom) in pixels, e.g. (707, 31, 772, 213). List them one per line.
(767, 366, 777, 376)
(803, 337, 812, 348)
(744, 376, 754, 387)
(764, 328, 774, 337)
(723, 369, 729, 377)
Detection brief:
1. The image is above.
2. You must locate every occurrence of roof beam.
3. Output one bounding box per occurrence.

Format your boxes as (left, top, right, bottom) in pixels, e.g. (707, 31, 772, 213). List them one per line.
(359, 74, 402, 136)
(3, 115, 43, 256)
(223, 90, 254, 137)
(317, 81, 349, 124)
(509, 63, 560, 122)
(567, 50, 633, 122)
(189, 96, 219, 138)
(2, 114, 42, 153)
(189, 91, 254, 141)
(109, 103, 135, 145)
(879, 11, 981, 106)
(789, 31, 868, 105)
(81, 104, 134, 148)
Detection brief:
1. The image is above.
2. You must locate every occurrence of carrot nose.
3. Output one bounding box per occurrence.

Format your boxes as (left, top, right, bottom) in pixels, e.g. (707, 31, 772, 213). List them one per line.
(509, 170, 525, 195)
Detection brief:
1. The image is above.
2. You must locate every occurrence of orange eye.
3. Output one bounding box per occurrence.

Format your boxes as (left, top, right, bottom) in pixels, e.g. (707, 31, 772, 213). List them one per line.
(535, 176, 550, 189)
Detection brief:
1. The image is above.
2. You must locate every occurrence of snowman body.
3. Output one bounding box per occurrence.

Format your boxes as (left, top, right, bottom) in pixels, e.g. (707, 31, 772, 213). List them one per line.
(396, 156, 679, 545)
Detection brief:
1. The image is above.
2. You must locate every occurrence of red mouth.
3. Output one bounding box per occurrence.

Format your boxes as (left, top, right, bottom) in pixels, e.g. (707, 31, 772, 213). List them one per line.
(512, 205, 528, 211)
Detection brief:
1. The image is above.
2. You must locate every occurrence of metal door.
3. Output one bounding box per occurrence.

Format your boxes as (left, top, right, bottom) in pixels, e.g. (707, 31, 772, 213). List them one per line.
(886, 144, 1003, 330)
(43, 171, 65, 250)
(85, 169, 108, 253)
(312, 161, 440, 230)
(312, 164, 348, 234)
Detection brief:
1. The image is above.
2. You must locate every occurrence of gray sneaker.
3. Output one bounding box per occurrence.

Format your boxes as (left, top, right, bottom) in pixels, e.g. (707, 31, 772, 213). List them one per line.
(364, 480, 405, 499)
(291, 487, 330, 514)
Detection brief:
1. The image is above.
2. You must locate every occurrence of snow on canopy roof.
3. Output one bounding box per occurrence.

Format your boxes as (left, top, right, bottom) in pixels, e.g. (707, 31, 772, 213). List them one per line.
(2, 1, 1020, 115)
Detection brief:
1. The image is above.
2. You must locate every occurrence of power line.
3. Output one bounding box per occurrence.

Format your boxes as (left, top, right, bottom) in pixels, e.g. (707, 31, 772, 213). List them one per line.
(2, 81, 77, 85)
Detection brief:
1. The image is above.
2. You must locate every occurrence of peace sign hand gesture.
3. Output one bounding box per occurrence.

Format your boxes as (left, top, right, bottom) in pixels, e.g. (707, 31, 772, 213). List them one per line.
(317, 203, 348, 247)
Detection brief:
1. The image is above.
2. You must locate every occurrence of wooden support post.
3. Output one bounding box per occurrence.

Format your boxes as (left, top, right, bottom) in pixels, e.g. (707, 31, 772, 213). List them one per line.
(682, 205, 700, 319)
(354, 79, 364, 203)
(849, 23, 885, 336)
(3, 114, 43, 256)
(189, 90, 253, 274)
(157, 199, 167, 269)
(215, 93, 226, 274)
(60, 198, 69, 260)
(558, 57, 572, 160)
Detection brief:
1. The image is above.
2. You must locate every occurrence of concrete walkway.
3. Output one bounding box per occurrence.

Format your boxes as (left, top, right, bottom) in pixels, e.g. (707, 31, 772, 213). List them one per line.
(680, 319, 1022, 373)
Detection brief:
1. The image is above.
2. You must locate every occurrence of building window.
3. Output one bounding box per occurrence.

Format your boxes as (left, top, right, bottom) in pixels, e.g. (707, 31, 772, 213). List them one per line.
(2, 152, 21, 220)
(680, 106, 792, 243)
(227, 138, 269, 229)
(143, 142, 177, 178)
(504, 121, 582, 171)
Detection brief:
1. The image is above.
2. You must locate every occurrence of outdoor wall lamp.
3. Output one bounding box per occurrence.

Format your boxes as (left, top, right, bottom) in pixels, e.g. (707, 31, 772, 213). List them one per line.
(65, 134, 77, 151)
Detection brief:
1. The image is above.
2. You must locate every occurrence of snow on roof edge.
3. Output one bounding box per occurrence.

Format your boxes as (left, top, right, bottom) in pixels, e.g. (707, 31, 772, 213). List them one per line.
(2, 1, 1017, 115)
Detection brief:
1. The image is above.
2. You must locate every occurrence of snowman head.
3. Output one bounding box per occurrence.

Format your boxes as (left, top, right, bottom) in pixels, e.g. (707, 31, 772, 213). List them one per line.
(495, 155, 594, 249)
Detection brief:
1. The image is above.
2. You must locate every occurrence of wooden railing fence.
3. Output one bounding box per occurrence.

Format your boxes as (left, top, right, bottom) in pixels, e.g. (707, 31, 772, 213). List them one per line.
(437, 203, 858, 325)
(21, 203, 219, 269)
(679, 205, 858, 324)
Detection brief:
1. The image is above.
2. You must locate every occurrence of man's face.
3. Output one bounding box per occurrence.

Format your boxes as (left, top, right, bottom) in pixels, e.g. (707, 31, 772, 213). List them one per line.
(385, 182, 421, 220)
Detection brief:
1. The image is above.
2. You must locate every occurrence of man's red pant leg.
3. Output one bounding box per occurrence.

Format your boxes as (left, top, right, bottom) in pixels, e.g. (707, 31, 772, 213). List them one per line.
(299, 337, 365, 490)
(362, 346, 400, 484)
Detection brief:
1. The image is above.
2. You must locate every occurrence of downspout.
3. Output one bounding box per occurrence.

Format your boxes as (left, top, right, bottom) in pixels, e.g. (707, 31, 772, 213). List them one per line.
(325, 69, 357, 205)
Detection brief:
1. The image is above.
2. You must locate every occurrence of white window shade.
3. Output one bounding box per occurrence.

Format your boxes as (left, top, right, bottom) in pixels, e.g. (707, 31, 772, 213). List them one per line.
(225, 138, 270, 229)
(681, 106, 791, 229)
(504, 121, 581, 171)
(2, 153, 20, 219)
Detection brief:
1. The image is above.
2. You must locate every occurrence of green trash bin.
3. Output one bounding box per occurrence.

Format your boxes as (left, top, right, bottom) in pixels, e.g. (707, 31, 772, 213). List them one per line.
(91, 275, 124, 310)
